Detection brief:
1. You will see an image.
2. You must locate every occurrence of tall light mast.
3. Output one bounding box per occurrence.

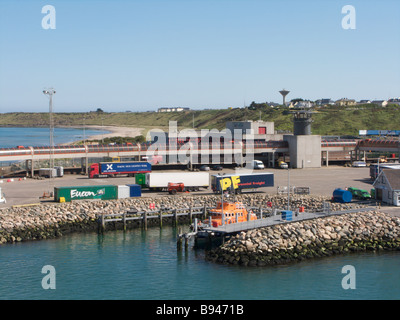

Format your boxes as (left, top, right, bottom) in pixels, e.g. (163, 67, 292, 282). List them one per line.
(43, 88, 56, 191)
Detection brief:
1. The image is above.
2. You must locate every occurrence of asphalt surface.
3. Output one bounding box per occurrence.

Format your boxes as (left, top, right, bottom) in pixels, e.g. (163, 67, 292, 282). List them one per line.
(0, 166, 379, 209)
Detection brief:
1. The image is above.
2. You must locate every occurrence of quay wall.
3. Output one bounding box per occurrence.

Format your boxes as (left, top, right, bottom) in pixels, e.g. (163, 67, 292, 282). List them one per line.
(0, 194, 366, 244)
(206, 211, 400, 266)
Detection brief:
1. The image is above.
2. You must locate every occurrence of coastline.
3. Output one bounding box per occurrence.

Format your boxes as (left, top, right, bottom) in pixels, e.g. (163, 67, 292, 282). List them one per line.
(0, 125, 144, 147)
(60, 125, 145, 145)
(80, 125, 144, 141)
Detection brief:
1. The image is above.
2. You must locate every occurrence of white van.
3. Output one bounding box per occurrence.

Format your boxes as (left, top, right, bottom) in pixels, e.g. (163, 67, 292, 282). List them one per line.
(252, 160, 265, 170)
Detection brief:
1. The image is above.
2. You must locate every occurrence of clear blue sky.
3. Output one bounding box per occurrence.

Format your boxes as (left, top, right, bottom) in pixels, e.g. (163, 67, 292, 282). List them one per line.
(0, 0, 399, 112)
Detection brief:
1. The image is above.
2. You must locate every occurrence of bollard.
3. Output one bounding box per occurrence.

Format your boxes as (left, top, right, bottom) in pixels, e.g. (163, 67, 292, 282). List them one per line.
(99, 213, 105, 234)
(173, 209, 178, 227)
(142, 211, 148, 231)
(177, 236, 182, 251)
(123, 212, 126, 232)
(184, 235, 189, 250)
(159, 210, 163, 229)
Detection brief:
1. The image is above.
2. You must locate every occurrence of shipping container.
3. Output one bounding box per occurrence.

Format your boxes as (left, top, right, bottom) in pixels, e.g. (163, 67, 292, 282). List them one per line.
(126, 184, 142, 197)
(211, 173, 274, 193)
(54, 166, 64, 177)
(54, 185, 118, 202)
(118, 185, 130, 199)
(135, 173, 147, 187)
(39, 168, 57, 178)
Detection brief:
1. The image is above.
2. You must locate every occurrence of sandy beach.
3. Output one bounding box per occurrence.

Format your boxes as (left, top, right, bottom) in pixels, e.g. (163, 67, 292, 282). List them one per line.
(85, 125, 144, 140)
(64, 125, 144, 144)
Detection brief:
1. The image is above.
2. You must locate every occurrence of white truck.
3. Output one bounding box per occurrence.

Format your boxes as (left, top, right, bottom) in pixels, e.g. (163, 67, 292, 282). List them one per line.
(244, 160, 265, 170)
(142, 172, 210, 191)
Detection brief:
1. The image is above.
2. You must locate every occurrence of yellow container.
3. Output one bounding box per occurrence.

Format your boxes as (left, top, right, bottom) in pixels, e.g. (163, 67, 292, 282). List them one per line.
(59, 197, 65, 203)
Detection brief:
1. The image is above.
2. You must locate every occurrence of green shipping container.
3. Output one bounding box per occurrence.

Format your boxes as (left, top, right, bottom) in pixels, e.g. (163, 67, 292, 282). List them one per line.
(54, 185, 118, 202)
(135, 173, 147, 187)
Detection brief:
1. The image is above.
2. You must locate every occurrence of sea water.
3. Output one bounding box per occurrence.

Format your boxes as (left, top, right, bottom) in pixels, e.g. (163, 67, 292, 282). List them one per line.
(0, 227, 399, 300)
(0, 127, 109, 148)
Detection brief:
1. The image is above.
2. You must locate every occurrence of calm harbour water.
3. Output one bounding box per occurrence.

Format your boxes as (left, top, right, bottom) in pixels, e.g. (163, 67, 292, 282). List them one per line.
(0, 226, 399, 300)
(0, 127, 109, 148)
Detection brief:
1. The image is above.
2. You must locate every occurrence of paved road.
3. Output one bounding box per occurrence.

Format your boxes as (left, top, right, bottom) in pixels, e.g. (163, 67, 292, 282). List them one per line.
(0, 166, 377, 209)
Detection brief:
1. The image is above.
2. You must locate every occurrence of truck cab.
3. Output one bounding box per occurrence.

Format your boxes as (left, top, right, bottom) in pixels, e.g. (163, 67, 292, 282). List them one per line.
(89, 163, 100, 178)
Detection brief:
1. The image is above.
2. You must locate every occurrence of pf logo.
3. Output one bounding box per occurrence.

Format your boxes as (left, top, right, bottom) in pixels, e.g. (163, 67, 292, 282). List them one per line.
(107, 164, 113, 170)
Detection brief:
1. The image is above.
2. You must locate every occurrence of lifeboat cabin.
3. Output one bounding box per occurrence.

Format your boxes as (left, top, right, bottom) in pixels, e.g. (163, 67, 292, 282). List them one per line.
(204, 202, 257, 227)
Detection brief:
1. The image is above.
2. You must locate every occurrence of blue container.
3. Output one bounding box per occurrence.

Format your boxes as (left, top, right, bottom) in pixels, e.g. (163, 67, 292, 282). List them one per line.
(126, 184, 142, 197)
(281, 210, 292, 221)
(332, 188, 352, 203)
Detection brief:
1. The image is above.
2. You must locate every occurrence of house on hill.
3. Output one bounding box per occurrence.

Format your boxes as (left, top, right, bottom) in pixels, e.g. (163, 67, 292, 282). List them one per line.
(335, 98, 356, 106)
(372, 169, 400, 206)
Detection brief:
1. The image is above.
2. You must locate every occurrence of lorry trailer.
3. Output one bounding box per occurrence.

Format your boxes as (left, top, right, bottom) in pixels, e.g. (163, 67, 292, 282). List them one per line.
(136, 172, 209, 191)
(211, 172, 274, 194)
(89, 161, 151, 178)
(54, 185, 118, 202)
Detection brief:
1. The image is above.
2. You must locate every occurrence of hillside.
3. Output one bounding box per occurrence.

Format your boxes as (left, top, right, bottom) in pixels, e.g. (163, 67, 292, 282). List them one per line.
(0, 104, 399, 136)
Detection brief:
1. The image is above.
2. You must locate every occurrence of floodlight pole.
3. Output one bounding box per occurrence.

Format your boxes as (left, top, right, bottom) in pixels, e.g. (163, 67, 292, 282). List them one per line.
(43, 88, 56, 193)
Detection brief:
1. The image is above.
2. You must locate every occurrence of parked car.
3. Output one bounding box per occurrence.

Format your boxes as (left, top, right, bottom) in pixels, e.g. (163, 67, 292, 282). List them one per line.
(352, 161, 367, 167)
(278, 161, 288, 169)
(347, 187, 371, 200)
(212, 165, 223, 171)
(200, 165, 210, 171)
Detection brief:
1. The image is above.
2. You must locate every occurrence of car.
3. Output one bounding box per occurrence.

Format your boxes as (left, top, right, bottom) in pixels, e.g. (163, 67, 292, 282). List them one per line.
(199, 165, 210, 171)
(278, 161, 288, 169)
(356, 189, 371, 200)
(352, 161, 366, 167)
(211, 165, 223, 171)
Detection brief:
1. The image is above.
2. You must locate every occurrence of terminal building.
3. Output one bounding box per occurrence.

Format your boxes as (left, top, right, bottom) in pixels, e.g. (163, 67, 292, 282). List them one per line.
(148, 112, 323, 169)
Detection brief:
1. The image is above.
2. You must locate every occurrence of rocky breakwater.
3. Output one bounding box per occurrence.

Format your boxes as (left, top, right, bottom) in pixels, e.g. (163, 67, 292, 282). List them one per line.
(0, 194, 367, 245)
(206, 211, 400, 267)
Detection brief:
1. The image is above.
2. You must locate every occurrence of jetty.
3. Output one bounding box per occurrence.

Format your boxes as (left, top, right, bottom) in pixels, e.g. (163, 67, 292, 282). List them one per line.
(177, 204, 376, 250)
(96, 205, 209, 232)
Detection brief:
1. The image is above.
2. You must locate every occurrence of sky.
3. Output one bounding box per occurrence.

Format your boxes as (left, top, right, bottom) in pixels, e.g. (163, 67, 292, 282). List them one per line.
(0, 0, 399, 112)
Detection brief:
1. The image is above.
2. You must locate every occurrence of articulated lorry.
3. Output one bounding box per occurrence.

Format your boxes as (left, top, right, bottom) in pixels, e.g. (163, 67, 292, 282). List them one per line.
(89, 161, 151, 178)
(211, 173, 274, 194)
(135, 172, 209, 191)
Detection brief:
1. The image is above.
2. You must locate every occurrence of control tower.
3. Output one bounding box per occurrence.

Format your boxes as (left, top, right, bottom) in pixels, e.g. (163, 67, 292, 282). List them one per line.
(284, 108, 321, 168)
(292, 110, 314, 135)
(279, 89, 290, 106)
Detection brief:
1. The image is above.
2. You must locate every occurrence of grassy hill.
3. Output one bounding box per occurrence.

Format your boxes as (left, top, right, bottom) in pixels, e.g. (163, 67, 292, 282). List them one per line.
(0, 103, 399, 136)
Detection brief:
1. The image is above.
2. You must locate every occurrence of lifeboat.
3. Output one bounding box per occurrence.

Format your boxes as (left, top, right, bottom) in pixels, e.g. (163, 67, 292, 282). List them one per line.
(201, 201, 257, 228)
